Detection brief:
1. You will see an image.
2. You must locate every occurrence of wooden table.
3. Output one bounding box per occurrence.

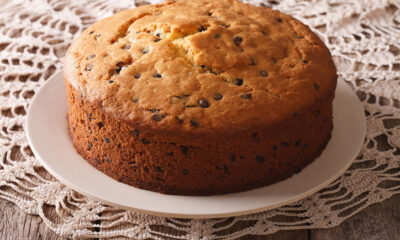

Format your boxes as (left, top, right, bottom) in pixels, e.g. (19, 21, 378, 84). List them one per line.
(0, 194, 398, 239)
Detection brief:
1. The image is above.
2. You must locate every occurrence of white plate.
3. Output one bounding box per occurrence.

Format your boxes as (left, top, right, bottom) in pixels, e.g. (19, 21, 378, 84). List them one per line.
(26, 72, 366, 219)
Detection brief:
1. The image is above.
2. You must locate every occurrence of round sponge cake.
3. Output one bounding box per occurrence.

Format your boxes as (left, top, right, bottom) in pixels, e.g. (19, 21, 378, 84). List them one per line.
(64, 0, 337, 195)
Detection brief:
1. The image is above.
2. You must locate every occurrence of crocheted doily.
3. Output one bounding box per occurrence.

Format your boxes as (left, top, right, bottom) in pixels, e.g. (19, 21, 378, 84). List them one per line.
(0, 0, 399, 238)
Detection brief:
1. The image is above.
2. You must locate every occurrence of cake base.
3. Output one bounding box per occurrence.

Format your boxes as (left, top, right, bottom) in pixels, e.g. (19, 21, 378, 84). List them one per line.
(66, 81, 333, 196)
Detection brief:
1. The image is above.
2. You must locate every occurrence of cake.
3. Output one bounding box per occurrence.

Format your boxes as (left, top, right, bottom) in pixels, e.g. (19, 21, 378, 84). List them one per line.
(64, 0, 337, 195)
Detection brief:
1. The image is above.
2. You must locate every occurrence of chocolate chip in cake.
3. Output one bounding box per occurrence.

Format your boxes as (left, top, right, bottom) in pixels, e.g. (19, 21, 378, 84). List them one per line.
(294, 167, 301, 174)
(153, 72, 162, 78)
(213, 93, 223, 101)
(108, 80, 114, 84)
(190, 119, 198, 127)
(230, 154, 236, 162)
(175, 116, 184, 124)
(166, 151, 174, 156)
(214, 33, 221, 39)
(89, 142, 93, 148)
(87, 54, 96, 60)
(85, 64, 94, 71)
(252, 132, 258, 139)
(152, 113, 164, 122)
(271, 58, 277, 64)
(224, 164, 228, 174)
(294, 34, 303, 39)
(155, 166, 164, 173)
(182, 169, 189, 175)
(180, 146, 189, 154)
(97, 122, 104, 129)
(132, 98, 139, 103)
(314, 83, 320, 90)
(122, 44, 131, 50)
(87, 113, 92, 120)
(240, 155, 244, 159)
(141, 138, 150, 144)
(256, 155, 265, 163)
(272, 145, 277, 150)
(260, 70, 269, 77)
(154, 38, 161, 42)
(131, 129, 140, 138)
(142, 48, 149, 54)
(105, 157, 110, 163)
(104, 137, 110, 143)
(293, 112, 299, 117)
(94, 157, 100, 164)
(317, 110, 321, 115)
(233, 78, 243, 86)
(198, 98, 210, 108)
(280, 141, 289, 147)
(303, 59, 309, 64)
(233, 36, 243, 46)
(251, 57, 256, 65)
(242, 93, 252, 99)
(295, 139, 301, 147)
(89, 31, 94, 35)
(134, 73, 141, 79)
(198, 25, 206, 32)
(148, 108, 159, 113)
(276, 17, 283, 23)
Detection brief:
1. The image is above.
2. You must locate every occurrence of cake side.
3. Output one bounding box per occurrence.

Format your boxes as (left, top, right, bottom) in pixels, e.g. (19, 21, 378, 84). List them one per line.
(66, 81, 333, 195)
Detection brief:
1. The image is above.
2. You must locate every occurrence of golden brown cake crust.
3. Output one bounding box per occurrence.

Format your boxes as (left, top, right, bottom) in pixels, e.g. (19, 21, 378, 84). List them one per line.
(64, 0, 337, 195)
(64, 0, 337, 133)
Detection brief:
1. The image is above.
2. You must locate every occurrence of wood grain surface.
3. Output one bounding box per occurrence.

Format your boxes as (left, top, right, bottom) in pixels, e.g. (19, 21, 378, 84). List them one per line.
(0, 194, 399, 239)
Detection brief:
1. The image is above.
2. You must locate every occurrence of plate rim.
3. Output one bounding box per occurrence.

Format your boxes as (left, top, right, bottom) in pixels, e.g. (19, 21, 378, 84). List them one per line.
(26, 72, 366, 219)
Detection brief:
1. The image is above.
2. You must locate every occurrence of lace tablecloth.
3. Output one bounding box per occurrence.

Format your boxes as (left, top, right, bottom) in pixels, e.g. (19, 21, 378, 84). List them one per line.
(0, 0, 399, 238)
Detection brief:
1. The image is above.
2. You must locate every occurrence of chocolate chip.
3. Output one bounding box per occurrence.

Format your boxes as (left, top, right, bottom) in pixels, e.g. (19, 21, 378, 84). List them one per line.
(132, 98, 139, 103)
(97, 122, 104, 129)
(86, 64, 94, 71)
(142, 48, 149, 54)
(242, 93, 252, 99)
(198, 25, 206, 32)
(141, 138, 150, 144)
(295, 139, 301, 147)
(314, 83, 320, 90)
(293, 112, 299, 117)
(156, 33, 161, 37)
(134, 74, 141, 79)
(214, 33, 221, 39)
(294, 35, 303, 39)
(276, 17, 283, 22)
(175, 116, 184, 124)
(123, 44, 131, 50)
(252, 132, 258, 139)
(94, 157, 100, 164)
(256, 155, 265, 163)
(233, 78, 243, 86)
(155, 166, 164, 173)
(271, 58, 277, 64)
(240, 155, 244, 159)
(224, 164, 228, 174)
(303, 59, 309, 64)
(108, 80, 114, 84)
(89, 142, 93, 148)
(260, 70, 269, 77)
(87, 54, 96, 60)
(180, 146, 188, 154)
(251, 57, 256, 65)
(230, 154, 236, 162)
(152, 113, 164, 122)
(190, 119, 198, 127)
(213, 93, 223, 101)
(105, 157, 110, 163)
(272, 145, 277, 150)
(198, 98, 209, 108)
(149, 108, 159, 113)
(294, 167, 301, 174)
(182, 169, 189, 175)
(154, 38, 161, 42)
(317, 110, 321, 115)
(280, 141, 289, 147)
(89, 31, 94, 35)
(166, 152, 174, 156)
(233, 36, 243, 46)
(87, 113, 92, 119)
(131, 129, 139, 138)
(153, 73, 162, 78)
(105, 137, 110, 143)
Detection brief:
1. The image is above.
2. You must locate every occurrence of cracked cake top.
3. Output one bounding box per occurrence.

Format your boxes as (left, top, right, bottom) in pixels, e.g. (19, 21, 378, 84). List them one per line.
(64, 0, 337, 133)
